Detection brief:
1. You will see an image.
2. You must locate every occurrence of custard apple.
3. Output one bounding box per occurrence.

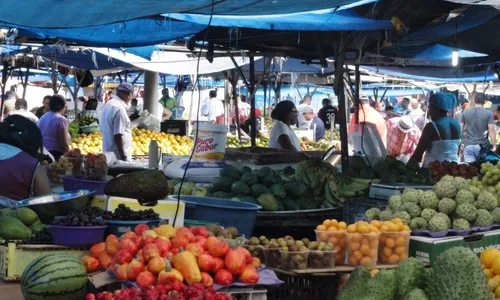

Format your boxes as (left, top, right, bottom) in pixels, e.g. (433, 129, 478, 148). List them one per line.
(452, 218, 471, 230)
(394, 211, 411, 225)
(388, 195, 403, 211)
(402, 189, 421, 205)
(435, 212, 451, 228)
(474, 209, 493, 227)
(440, 175, 455, 182)
(491, 207, 500, 224)
(437, 198, 456, 215)
(453, 177, 467, 190)
(403, 202, 422, 218)
(379, 209, 394, 221)
(421, 208, 437, 222)
(466, 185, 481, 199)
(476, 191, 498, 210)
(428, 215, 451, 232)
(410, 217, 428, 230)
(433, 180, 458, 199)
(455, 189, 475, 205)
(420, 191, 439, 209)
(455, 203, 477, 222)
(365, 208, 381, 220)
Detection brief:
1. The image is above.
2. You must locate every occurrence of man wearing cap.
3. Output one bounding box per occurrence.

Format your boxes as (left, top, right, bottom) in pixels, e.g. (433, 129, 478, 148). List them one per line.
(98, 82, 134, 161)
(395, 97, 411, 115)
(297, 95, 312, 128)
(408, 98, 424, 122)
(460, 93, 496, 162)
(349, 94, 387, 145)
(411, 93, 462, 166)
(386, 116, 421, 161)
(302, 105, 325, 142)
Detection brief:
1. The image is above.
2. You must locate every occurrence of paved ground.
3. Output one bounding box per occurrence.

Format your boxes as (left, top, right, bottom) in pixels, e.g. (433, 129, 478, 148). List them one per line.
(0, 281, 23, 300)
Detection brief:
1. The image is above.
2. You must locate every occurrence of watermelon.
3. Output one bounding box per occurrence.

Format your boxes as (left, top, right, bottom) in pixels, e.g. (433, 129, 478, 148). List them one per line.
(21, 253, 88, 300)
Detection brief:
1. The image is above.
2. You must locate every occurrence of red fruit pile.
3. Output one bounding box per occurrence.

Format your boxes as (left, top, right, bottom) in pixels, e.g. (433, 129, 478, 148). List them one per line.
(86, 283, 233, 300)
(428, 160, 478, 182)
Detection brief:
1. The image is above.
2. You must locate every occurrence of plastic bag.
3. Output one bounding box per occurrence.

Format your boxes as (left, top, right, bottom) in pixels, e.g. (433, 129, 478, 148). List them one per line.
(131, 110, 161, 131)
(477, 144, 500, 163)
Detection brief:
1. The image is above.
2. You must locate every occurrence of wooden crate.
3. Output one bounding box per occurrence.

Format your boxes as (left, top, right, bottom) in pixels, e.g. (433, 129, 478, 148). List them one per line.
(0, 242, 88, 281)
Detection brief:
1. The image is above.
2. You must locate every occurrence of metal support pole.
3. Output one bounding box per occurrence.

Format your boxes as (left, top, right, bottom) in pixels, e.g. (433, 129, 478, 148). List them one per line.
(249, 56, 256, 147)
(334, 35, 349, 171)
(143, 71, 160, 118)
(0, 62, 8, 120)
(355, 64, 361, 124)
(22, 68, 29, 99)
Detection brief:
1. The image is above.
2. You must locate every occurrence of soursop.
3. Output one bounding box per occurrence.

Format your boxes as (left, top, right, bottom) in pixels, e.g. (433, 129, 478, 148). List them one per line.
(476, 191, 497, 210)
(395, 257, 425, 298)
(428, 215, 450, 232)
(367, 269, 398, 300)
(394, 211, 412, 225)
(474, 209, 493, 227)
(426, 247, 491, 300)
(490, 207, 500, 223)
(420, 191, 439, 210)
(388, 195, 403, 211)
(437, 198, 456, 215)
(433, 180, 457, 199)
(405, 288, 428, 300)
(337, 266, 371, 300)
(455, 203, 477, 222)
(365, 208, 381, 220)
(402, 189, 420, 205)
(380, 210, 394, 221)
(410, 217, 428, 230)
(403, 202, 422, 218)
(455, 189, 475, 205)
(421, 208, 437, 222)
(452, 218, 470, 230)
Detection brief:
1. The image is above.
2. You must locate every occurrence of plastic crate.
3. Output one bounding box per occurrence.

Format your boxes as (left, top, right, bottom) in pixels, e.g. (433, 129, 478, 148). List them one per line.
(343, 198, 387, 224)
(63, 176, 108, 195)
(160, 120, 188, 136)
(218, 287, 267, 300)
(0, 241, 88, 281)
(177, 196, 261, 238)
(267, 272, 339, 300)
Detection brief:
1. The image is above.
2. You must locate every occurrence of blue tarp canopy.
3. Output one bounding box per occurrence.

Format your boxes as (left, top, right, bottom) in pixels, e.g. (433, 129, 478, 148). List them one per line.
(168, 9, 392, 31)
(241, 58, 334, 74)
(4, 19, 207, 48)
(0, 0, 373, 28)
(362, 66, 497, 82)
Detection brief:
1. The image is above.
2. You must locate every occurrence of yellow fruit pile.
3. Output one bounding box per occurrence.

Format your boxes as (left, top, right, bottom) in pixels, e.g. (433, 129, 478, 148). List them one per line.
(70, 128, 193, 156)
(315, 219, 348, 264)
(481, 248, 500, 298)
(377, 218, 410, 264)
(346, 221, 380, 267)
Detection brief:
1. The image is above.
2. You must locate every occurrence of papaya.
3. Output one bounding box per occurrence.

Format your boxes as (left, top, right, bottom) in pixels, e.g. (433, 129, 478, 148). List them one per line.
(270, 184, 286, 198)
(30, 222, 48, 233)
(211, 176, 234, 192)
(241, 196, 257, 204)
(251, 184, 270, 198)
(256, 167, 273, 178)
(15, 207, 39, 226)
(261, 174, 282, 188)
(0, 216, 32, 240)
(240, 172, 258, 186)
(239, 166, 252, 174)
(219, 167, 242, 181)
(231, 181, 251, 195)
(283, 199, 300, 211)
(257, 193, 280, 211)
(0, 208, 15, 218)
(212, 191, 233, 199)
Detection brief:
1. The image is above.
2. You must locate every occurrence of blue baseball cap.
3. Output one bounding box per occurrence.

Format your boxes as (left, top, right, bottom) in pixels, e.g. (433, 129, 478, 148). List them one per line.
(117, 82, 134, 94)
(429, 93, 456, 112)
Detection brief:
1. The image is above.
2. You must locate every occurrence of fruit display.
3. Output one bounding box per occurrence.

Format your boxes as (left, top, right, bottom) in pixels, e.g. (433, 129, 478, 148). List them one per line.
(79, 114, 98, 126)
(21, 253, 89, 300)
(323, 129, 340, 141)
(70, 128, 193, 156)
(345, 221, 380, 267)
(52, 211, 106, 227)
(338, 247, 491, 300)
(480, 248, 500, 298)
(429, 160, 478, 182)
(104, 204, 160, 221)
(300, 139, 340, 151)
(0, 207, 40, 240)
(308, 249, 337, 269)
(315, 219, 348, 264)
(87, 284, 234, 300)
(89, 223, 260, 287)
(168, 179, 208, 197)
(376, 219, 410, 264)
(226, 135, 268, 148)
(19, 227, 52, 245)
(47, 159, 73, 184)
(63, 148, 85, 177)
(281, 249, 310, 270)
(85, 153, 109, 180)
(365, 176, 499, 235)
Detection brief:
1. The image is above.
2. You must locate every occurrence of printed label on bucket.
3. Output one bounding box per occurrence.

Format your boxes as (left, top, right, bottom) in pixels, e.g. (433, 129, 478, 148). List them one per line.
(192, 123, 228, 161)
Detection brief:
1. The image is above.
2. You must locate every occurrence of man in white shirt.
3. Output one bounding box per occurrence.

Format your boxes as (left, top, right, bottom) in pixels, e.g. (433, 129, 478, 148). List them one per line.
(98, 82, 134, 161)
(297, 95, 312, 128)
(7, 99, 39, 123)
(408, 98, 424, 123)
(201, 90, 224, 124)
(231, 95, 251, 124)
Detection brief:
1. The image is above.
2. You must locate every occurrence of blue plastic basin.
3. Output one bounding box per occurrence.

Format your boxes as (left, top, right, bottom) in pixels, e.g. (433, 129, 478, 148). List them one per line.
(169, 196, 261, 238)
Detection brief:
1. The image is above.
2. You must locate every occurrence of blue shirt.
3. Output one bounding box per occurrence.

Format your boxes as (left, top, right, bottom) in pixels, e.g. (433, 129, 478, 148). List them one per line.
(310, 117, 325, 142)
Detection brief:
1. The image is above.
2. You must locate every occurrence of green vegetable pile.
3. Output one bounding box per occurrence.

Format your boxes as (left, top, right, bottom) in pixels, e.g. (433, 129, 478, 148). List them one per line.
(338, 247, 491, 300)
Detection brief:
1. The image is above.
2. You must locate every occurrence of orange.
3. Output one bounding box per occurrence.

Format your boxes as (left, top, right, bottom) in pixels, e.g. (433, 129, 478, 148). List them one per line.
(392, 218, 402, 225)
(353, 250, 363, 260)
(348, 256, 359, 265)
(403, 225, 410, 231)
(481, 249, 500, 269)
(388, 254, 400, 264)
(327, 226, 338, 232)
(399, 253, 408, 261)
(319, 233, 329, 242)
(385, 238, 396, 248)
(360, 256, 372, 266)
(380, 225, 390, 232)
(330, 219, 339, 227)
(322, 219, 332, 227)
(339, 238, 347, 248)
(370, 268, 379, 276)
(370, 220, 381, 229)
(328, 236, 339, 245)
(383, 247, 392, 257)
(360, 244, 371, 256)
(388, 223, 399, 232)
(350, 242, 361, 251)
(347, 224, 357, 233)
(357, 225, 369, 234)
(370, 240, 379, 249)
(397, 223, 405, 231)
(491, 256, 500, 275)
(369, 226, 379, 233)
(369, 249, 378, 259)
(395, 246, 407, 256)
(349, 235, 361, 243)
(317, 225, 327, 231)
(396, 236, 407, 247)
(338, 222, 347, 230)
(495, 285, 500, 299)
(485, 269, 494, 280)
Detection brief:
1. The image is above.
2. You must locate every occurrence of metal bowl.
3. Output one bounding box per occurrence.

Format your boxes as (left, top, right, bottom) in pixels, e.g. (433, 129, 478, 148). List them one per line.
(16, 190, 96, 223)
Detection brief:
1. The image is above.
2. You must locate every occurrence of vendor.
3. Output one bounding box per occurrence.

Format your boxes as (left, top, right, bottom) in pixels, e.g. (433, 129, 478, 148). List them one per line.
(302, 105, 325, 142)
(411, 93, 462, 166)
(0, 115, 52, 200)
(159, 88, 176, 121)
(268, 100, 301, 151)
(79, 98, 98, 119)
(37, 94, 71, 160)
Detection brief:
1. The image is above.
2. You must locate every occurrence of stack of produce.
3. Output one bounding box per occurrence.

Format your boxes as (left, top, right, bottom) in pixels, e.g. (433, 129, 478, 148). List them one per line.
(226, 135, 269, 148)
(47, 158, 74, 183)
(299, 137, 339, 151)
(428, 160, 478, 182)
(88, 224, 260, 288)
(337, 247, 491, 300)
(70, 128, 194, 156)
(104, 170, 170, 204)
(480, 248, 500, 297)
(0, 207, 42, 241)
(365, 176, 499, 234)
(315, 219, 348, 264)
(79, 114, 98, 126)
(87, 284, 234, 300)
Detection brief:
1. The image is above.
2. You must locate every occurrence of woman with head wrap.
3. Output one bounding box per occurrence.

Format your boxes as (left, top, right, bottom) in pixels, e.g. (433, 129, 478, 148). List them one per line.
(0, 115, 52, 201)
(411, 93, 462, 166)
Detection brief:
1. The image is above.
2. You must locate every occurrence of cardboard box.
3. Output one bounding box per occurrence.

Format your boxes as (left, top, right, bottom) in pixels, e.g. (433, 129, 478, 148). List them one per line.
(410, 229, 500, 265)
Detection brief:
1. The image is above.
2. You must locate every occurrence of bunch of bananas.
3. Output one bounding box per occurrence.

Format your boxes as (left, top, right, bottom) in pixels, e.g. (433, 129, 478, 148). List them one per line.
(324, 176, 375, 208)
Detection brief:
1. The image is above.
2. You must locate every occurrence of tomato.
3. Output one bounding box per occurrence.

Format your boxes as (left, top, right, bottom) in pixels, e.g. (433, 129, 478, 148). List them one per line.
(208, 240, 230, 258)
(214, 269, 233, 286)
(195, 236, 207, 249)
(121, 232, 137, 240)
(98, 252, 112, 269)
(190, 226, 209, 238)
(171, 234, 191, 249)
(81, 256, 100, 273)
(234, 247, 252, 264)
(239, 265, 259, 284)
(90, 242, 106, 258)
(139, 235, 156, 248)
(186, 243, 204, 258)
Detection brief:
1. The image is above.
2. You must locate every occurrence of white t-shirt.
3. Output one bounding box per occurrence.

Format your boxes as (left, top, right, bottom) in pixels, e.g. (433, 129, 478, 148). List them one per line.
(297, 103, 310, 128)
(269, 120, 301, 151)
(98, 97, 132, 161)
(201, 97, 224, 122)
(8, 110, 39, 123)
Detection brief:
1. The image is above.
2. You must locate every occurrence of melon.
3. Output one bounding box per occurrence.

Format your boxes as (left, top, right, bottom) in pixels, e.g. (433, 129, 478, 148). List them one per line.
(21, 253, 88, 300)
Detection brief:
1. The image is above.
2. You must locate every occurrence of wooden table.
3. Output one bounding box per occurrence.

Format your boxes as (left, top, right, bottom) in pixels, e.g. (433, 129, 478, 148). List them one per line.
(0, 280, 23, 300)
(269, 264, 399, 276)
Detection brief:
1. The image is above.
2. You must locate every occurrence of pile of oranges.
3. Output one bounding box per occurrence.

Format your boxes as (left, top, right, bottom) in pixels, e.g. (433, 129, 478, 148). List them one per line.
(480, 248, 500, 297)
(316, 219, 348, 264)
(345, 221, 380, 267)
(377, 218, 410, 264)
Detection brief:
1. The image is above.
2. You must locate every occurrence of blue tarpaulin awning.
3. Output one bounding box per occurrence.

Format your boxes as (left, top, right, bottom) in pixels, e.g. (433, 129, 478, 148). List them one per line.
(362, 66, 497, 83)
